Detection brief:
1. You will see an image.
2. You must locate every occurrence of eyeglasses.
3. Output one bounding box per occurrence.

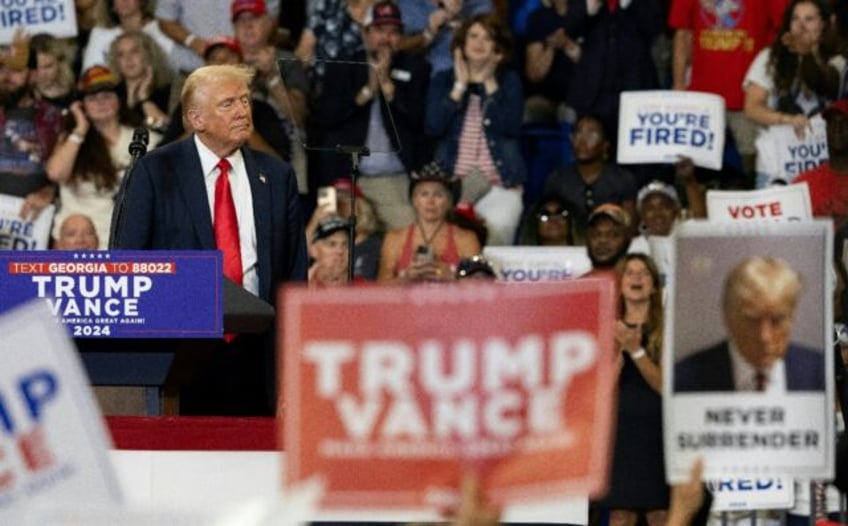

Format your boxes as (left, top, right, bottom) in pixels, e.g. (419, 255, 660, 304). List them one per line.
(571, 130, 602, 144)
(536, 209, 569, 222)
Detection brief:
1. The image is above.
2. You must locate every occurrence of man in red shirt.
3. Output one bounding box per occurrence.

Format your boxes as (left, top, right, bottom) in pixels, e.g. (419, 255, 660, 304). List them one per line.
(669, 0, 788, 179)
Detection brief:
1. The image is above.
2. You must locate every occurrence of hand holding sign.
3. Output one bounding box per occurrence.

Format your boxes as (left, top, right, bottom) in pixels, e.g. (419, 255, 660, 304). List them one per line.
(667, 458, 706, 526)
(449, 475, 501, 526)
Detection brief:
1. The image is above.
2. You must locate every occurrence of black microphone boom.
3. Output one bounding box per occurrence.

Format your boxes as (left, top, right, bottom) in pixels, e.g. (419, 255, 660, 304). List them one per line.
(128, 127, 149, 158)
(109, 127, 149, 248)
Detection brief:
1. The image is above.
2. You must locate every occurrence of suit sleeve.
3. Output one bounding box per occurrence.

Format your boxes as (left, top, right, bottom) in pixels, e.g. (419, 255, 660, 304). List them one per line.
(389, 58, 430, 134)
(424, 70, 462, 137)
(282, 164, 308, 282)
(111, 157, 155, 249)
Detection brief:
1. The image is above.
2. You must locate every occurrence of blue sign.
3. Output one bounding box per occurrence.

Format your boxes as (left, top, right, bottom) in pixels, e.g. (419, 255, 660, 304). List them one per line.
(0, 251, 223, 338)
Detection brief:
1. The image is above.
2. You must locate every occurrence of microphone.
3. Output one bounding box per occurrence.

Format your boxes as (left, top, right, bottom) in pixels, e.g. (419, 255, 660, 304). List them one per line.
(110, 127, 149, 248)
(128, 127, 149, 158)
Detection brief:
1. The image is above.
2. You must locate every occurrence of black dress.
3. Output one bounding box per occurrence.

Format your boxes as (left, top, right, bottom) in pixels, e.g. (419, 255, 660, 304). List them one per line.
(601, 352, 670, 509)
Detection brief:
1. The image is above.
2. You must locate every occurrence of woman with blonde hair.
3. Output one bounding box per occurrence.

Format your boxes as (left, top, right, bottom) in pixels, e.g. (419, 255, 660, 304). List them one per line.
(107, 30, 172, 131)
(602, 253, 668, 526)
(82, 0, 174, 72)
(744, 0, 844, 187)
(29, 33, 76, 109)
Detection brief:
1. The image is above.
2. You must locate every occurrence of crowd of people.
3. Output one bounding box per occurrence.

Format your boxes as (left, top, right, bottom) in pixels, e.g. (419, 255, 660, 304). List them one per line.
(1, 0, 848, 524)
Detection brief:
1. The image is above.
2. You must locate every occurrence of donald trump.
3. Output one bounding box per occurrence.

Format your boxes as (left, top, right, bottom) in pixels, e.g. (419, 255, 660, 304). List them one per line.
(675, 256, 825, 393)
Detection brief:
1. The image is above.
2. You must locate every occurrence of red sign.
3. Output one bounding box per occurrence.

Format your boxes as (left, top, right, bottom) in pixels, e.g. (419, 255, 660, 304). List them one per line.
(280, 280, 617, 509)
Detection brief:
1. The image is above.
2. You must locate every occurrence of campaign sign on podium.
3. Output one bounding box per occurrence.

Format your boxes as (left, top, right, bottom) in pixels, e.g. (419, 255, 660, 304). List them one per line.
(0, 251, 223, 338)
(0, 300, 121, 522)
(282, 280, 617, 510)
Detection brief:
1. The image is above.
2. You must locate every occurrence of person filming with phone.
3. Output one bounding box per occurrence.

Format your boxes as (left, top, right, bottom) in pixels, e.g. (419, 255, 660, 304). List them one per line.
(377, 160, 480, 283)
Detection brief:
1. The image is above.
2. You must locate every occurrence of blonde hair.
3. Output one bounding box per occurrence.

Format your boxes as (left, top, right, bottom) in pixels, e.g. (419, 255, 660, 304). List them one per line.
(107, 30, 172, 89)
(30, 33, 75, 93)
(723, 256, 802, 312)
(181, 64, 255, 114)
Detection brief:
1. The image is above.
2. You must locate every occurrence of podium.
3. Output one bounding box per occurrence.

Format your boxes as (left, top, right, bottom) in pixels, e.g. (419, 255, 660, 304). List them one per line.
(76, 279, 275, 415)
(0, 250, 275, 415)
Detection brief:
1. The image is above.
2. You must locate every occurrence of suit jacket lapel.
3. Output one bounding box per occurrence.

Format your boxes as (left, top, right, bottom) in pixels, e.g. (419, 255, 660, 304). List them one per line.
(178, 137, 216, 249)
(717, 342, 736, 391)
(242, 147, 272, 300)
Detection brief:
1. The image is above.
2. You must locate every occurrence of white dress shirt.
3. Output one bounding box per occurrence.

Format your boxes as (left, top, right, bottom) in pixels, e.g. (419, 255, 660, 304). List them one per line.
(729, 341, 787, 393)
(195, 136, 259, 296)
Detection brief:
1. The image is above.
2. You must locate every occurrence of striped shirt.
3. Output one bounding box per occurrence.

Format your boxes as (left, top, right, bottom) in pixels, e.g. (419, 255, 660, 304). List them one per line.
(453, 94, 500, 185)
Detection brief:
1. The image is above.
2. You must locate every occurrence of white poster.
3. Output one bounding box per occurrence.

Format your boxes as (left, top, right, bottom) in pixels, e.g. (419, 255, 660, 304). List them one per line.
(755, 115, 828, 187)
(483, 246, 592, 282)
(706, 185, 812, 223)
(0, 194, 55, 250)
(617, 90, 725, 170)
(0, 300, 121, 522)
(0, 0, 77, 42)
(664, 221, 835, 483)
(707, 477, 794, 512)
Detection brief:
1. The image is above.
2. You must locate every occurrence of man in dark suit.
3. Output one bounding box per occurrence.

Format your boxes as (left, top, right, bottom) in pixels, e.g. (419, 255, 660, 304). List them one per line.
(675, 256, 825, 393)
(111, 64, 308, 415)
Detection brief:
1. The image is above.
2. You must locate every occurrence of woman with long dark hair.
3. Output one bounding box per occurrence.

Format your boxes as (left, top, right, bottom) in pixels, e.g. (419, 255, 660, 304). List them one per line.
(602, 253, 668, 526)
(46, 66, 160, 248)
(744, 0, 845, 141)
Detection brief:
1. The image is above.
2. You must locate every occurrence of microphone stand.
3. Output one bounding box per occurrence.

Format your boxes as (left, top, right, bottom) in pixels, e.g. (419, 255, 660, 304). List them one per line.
(335, 144, 370, 283)
(109, 128, 149, 249)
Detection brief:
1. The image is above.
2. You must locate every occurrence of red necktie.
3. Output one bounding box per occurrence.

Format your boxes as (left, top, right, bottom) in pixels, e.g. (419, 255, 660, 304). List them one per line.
(755, 370, 767, 392)
(214, 158, 243, 286)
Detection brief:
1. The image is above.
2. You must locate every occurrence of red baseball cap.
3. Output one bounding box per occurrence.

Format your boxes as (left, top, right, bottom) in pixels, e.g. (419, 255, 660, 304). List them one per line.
(363, 0, 403, 28)
(231, 0, 267, 20)
(204, 36, 243, 61)
(331, 178, 365, 199)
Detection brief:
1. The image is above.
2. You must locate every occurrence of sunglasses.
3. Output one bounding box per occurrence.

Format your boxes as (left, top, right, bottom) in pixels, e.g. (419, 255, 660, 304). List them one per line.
(536, 209, 569, 222)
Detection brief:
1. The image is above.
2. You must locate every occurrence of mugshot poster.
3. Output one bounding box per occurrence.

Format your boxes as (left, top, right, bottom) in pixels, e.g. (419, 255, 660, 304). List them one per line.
(280, 280, 617, 510)
(663, 221, 835, 482)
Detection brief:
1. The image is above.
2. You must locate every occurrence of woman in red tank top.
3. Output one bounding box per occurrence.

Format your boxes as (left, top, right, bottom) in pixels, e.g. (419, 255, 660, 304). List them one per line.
(377, 162, 482, 284)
